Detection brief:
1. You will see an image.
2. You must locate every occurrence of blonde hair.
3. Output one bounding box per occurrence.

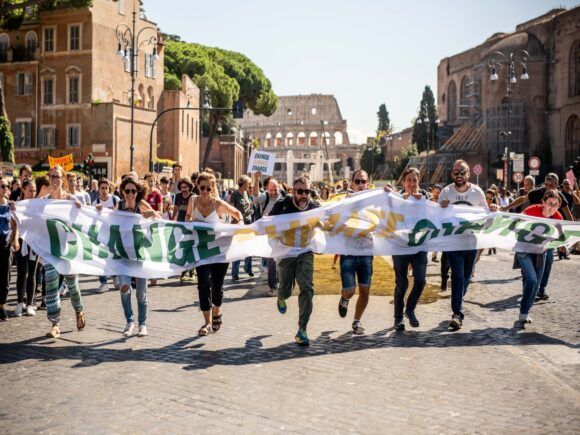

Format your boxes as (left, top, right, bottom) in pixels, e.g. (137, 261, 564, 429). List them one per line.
(197, 171, 218, 198)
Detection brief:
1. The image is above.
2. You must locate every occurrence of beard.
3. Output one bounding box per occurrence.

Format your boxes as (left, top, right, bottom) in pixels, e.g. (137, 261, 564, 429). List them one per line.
(294, 196, 309, 209)
(454, 178, 467, 187)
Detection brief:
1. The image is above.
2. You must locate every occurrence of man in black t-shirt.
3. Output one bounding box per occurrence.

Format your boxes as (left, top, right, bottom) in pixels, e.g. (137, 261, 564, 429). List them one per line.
(269, 176, 319, 346)
(9, 165, 32, 201)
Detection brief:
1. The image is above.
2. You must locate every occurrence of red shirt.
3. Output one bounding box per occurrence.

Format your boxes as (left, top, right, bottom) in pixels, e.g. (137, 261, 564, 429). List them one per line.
(146, 191, 163, 211)
(523, 204, 562, 220)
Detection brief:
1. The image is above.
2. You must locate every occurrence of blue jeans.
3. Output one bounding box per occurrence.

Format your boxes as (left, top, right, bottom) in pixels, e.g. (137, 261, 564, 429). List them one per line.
(392, 252, 427, 320)
(119, 275, 148, 326)
(538, 249, 553, 296)
(340, 255, 374, 290)
(516, 252, 546, 315)
(231, 257, 253, 278)
(446, 250, 477, 319)
(99, 275, 107, 285)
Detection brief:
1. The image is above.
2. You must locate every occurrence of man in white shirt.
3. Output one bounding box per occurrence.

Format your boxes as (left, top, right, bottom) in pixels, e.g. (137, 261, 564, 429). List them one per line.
(439, 159, 498, 331)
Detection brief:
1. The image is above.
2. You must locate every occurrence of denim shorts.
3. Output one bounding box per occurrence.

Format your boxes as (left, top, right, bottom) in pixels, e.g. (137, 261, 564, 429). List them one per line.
(340, 255, 374, 289)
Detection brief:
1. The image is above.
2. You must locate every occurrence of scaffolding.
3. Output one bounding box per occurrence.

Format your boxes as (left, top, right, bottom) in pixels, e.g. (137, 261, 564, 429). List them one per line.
(484, 102, 525, 157)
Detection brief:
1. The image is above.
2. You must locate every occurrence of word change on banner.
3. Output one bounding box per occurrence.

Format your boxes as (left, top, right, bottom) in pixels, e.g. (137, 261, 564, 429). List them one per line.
(48, 153, 74, 171)
(12, 191, 580, 279)
(1, 162, 14, 178)
(247, 150, 276, 175)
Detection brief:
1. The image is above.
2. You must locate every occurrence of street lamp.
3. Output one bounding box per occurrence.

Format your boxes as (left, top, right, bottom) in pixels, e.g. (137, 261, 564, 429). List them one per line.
(488, 49, 529, 189)
(115, 4, 159, 171)
(148, 89, 230, 173)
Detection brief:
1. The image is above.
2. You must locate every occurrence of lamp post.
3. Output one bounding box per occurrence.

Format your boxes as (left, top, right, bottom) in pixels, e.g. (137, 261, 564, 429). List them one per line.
(148, 90, 229, 173)
(115, 4, 159, 171)
(488, 49, 529, 189)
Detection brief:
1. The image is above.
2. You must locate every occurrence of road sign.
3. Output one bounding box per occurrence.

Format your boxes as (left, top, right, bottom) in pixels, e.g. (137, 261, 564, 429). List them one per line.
(473, 164, 483, 175)
(530, 169, 540, 176)
(513, 172, 524, 184)
(529, 156, 541, 170)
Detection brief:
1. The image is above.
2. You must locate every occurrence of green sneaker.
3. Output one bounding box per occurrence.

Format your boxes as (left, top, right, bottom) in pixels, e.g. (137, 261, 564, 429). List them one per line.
(277, 297, 287, 314)
(295, 328, 310, 346)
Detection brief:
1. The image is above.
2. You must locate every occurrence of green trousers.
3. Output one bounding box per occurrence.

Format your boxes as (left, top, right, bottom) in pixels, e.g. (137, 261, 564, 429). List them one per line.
(277, 252, 314, 330)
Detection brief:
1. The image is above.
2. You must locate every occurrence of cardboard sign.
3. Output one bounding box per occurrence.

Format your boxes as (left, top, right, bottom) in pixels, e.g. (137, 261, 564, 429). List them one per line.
(1, 162, 14, 178)
(48, 153, 74, 171)
(566, 169, 576, 186)
(247, 150, 276, 175)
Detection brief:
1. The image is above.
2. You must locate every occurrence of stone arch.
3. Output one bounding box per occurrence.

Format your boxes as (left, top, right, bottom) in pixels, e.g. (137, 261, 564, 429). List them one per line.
(147, 85, 154, 109)
(297, 131, 306, 146)
(0, 34, 9, 61)
(565, 114, 580, 165)
(334, 131, 343, 145)
(309, 132, 318, 146)
(265, 132, 272, 148)
(569, 40, 580, 97)
(137, 83, 145, 108)
(447, 80, 457, 123)
(459, 75, 469, 119)
(285, 132, 294, 146)
(25, 31, 37, 50)
(275, 132, 283, 147)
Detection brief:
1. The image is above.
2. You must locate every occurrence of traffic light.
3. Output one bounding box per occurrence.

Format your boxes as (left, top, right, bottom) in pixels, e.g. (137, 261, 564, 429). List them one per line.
(232, 100, 244, 119)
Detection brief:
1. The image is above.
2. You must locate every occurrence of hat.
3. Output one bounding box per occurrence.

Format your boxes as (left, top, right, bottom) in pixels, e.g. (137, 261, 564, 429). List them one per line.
(433, 184, 442, 191)
(545, 173, 559, 184)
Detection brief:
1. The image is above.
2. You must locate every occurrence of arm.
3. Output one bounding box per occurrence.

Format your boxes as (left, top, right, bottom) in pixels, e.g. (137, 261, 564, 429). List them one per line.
(139, 200, 161, 219)
(562, 205, 574, 221)
(171, 197, 179, 221)
(10, 217, 19, 252)
(215, 198, 242, 223)
(252, 172, 261, 197)
(502, 194, 527, 211)
(185, 195, 194, 221)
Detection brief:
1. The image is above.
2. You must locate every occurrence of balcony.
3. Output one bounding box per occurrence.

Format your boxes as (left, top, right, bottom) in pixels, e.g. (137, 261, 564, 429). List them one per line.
(0, 46, 39, 63)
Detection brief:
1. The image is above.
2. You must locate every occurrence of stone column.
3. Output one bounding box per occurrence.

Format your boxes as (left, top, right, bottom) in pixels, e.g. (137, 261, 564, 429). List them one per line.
(286, 149, 294, 186)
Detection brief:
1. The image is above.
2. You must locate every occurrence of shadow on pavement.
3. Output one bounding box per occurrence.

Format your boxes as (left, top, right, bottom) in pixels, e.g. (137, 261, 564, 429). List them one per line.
(1, 323, 576, 371)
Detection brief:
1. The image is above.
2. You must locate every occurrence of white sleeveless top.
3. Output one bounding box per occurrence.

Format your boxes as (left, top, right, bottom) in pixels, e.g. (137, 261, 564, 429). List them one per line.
(192, 197, 221, 224)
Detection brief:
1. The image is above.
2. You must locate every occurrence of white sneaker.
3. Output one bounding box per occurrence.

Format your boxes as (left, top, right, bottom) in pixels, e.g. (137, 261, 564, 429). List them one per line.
(26, 305, 36, 316)
(113, 277, 121, 290)
(138, 325, 148, 337)
(15, 303, 24, 317)
(97, 283, 108, 293)
(519, 313, 532, 323)
(122, 322, 135, 337)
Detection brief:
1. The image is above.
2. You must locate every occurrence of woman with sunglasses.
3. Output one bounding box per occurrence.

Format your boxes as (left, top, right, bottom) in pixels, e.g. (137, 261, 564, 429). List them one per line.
(114, 176, 160, 337)
(41, 165, 86, 338)
(0, 177, 19, 321)
(516, 189, 563, 325)
(185, 172, 242, 336)
(14, 179, 38, 317)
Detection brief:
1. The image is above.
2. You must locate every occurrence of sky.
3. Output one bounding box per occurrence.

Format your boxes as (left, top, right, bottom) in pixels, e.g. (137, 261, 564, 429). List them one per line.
(144, 0, 579, 144)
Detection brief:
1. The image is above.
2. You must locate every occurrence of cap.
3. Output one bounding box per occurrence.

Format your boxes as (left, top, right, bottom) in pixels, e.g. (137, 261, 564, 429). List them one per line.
(545, 173, 559, 184)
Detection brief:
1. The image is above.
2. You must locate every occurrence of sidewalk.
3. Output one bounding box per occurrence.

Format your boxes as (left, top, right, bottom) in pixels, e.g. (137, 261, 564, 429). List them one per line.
(1, 252, 579, 433)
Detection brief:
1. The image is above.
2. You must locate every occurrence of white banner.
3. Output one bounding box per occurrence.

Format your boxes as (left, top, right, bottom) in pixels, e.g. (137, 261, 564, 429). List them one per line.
(12, 189, 580, 278)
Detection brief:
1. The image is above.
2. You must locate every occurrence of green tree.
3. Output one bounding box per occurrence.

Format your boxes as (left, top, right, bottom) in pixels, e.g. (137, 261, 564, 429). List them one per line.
(361, 138, 384, 179)
(377, 103, 391, 134)
(1, 1, 93, 30)
(163, 39, 278, 168)
(411, 85, 438, 154)
(393, 143, 418, 182)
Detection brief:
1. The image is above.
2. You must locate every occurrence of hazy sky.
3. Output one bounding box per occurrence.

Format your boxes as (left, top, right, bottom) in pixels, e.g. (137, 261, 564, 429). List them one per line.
(144, 0, 579, 144)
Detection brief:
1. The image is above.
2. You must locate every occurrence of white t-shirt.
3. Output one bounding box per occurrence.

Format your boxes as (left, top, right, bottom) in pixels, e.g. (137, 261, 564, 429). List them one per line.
(438, 183, 486, 207)
(75, 191, 92, 206)
(92, 194, 120, 209)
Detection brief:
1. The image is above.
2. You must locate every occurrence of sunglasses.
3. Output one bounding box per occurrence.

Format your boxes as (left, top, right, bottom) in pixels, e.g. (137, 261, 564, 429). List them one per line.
(0, 184, 7, 189)
(353, 179, 368, 185)
(452, 170, 467, 176)
(199, 185, 211, 191)
(49, 175, 62, 180)
(295, 188, 311, 195)
(124, 188, 137, 195)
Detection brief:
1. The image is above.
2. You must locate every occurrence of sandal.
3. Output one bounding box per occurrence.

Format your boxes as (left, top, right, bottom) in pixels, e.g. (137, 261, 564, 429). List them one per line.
(76, 311, 86, 331)
(212, 313, 223, 332)
(198, 324, 212, 336)
(46, 325, 60, 338)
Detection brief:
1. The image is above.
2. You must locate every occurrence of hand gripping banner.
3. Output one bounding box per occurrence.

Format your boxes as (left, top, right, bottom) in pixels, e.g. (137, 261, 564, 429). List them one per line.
(12, 189, 580, 279)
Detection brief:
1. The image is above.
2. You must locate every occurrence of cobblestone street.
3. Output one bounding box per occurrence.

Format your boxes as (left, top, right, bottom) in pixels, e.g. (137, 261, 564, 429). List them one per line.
(1, 250, 579, 434)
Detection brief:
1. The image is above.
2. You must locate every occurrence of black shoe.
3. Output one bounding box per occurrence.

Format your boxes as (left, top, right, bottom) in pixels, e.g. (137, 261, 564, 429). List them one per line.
(440, 279, 448, 292)
(232, 275, 239, 281)
(535, 293, 549, 302)
(394, 318, 405, 330)
(338, 296, 349, 318)
(248, 272, 255, 277)
(0, 308, 7, 321)
(39, 300, 46, 310)
(405, 311, 420, 327)
(449, 315, 462, 331)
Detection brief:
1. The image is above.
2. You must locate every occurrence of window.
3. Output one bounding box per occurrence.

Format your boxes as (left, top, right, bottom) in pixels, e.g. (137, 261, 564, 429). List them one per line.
(67, 125, 80, 147)
(447, 80, 457, 123)
(144, 53, 157, 78)
(286, 132, 294, 146)
(119, 0, 125, 15)
(43, 27, 55, 52)
(297, 132, 306, 146)
(565, 115, 579, 165)
(309, 132, 318, 146)
(0, 34, 9, 62)
(124, 48, 134, 73)
(39, 126, 56, 147)
(69, 25, 80, 51)
(459, 76, 470, 118)
(68, 76, 79, 104)
(570, 40, 580, 97)
(15, 72, 33, 96)
(43, 78, 54, 105)
(0, 72, 4, 93)
(14, 120, 32, 148)
(25, 31, 37, 59)
(137, 83, 144, 107)
(147, 86, 154, 109)
(311, 108, 317, 115)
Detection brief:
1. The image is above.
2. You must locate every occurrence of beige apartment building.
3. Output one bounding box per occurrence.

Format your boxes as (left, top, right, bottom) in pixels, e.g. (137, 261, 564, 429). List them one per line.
(0, 0, 197, 180)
